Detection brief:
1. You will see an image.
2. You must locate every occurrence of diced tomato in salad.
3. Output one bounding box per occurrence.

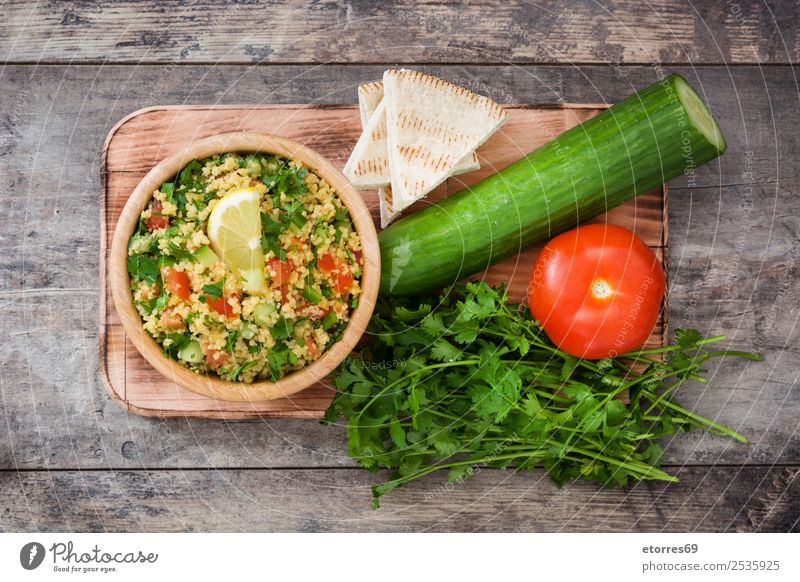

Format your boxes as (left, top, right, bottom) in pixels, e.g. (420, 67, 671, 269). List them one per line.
(204, 292, 239, 319)
(164, 268, 192, 301)
(319, 252, 354, 293)
(268, 258, 293, 286)
(334, 271, 354, 294)
(159, 308, 185, 331)
(299, 301, 328, 320)
(146, 200, 170, 231)
(305, 335, 318, 355)
(201, 342, 228, 367)
(318, 252, 337, 273)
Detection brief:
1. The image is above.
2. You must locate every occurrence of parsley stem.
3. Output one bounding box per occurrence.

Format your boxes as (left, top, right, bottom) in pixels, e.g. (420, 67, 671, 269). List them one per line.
(377, 443, 676, 498)
(425, 409, 464, 422)
(353, 359, 480, 421)
(702, 349, 763, 361)
(643, 376, 692, 415)
(451, 437, 674, 481)
(656, 399, 748, 444)
(624, 335, 726, 356)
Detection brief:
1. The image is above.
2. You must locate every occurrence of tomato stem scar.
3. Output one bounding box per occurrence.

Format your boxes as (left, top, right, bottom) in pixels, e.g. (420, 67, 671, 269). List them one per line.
(591, 278, 613, 299)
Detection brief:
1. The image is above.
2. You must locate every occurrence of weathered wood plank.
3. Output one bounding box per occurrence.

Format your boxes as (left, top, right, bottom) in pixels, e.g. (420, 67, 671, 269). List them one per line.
(0, 1, 797, 64)
(0, 64, 796, 471)
(0, 466, 796, 532)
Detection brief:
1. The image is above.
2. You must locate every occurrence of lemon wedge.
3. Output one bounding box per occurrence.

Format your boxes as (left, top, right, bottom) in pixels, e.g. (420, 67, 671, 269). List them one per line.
(207, 188, 266, 294)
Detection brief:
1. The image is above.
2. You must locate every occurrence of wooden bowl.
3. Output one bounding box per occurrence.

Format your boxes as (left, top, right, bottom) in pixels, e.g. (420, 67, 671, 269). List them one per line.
(109, 132, 380, 402)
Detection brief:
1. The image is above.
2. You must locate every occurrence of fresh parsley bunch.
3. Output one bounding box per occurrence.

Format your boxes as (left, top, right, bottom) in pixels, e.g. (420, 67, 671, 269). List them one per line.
(323, 282, 761, 508)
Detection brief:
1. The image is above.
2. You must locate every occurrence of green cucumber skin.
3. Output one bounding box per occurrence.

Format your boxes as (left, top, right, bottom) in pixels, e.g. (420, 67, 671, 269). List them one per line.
(379, 74, 726, 296)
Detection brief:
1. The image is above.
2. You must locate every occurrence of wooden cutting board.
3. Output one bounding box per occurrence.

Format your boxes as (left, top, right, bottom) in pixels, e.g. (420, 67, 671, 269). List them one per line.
(100, 104, 668, 419)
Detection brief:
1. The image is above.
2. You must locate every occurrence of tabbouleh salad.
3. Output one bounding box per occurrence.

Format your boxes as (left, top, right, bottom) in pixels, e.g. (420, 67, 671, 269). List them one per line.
(126, 152, 363, 383)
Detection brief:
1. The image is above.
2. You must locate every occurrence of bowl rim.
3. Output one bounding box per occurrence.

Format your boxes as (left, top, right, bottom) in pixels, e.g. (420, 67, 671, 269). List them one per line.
(109, 131, 380, 402)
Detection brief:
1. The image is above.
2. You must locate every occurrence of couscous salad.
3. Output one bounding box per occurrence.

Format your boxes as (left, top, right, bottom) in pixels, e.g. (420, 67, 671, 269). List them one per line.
(126, 153, 363, 383)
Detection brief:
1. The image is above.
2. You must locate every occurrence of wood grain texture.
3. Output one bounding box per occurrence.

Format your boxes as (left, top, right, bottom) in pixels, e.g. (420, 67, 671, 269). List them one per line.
(0, 64, 795, 485)
(101, 104, 666, 419)
(0, 1, 797, 65)
(0, 466, 797, 532)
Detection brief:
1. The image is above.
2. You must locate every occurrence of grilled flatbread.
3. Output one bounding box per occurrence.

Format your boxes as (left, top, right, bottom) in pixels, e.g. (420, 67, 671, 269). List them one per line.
(357, 81, 384, 128)
(346, 81, 481, 195)
(342, 99, 390, 189)
(357, 82, 480, 176)
(355, 80, 480, 227)
(355, 82, 398, 226)
(383, 69, 507, 213)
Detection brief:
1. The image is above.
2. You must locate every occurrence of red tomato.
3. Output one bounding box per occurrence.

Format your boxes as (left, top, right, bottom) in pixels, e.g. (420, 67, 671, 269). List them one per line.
(527, 224, 665, 359)
(159, 308, 185, 331)
(204, 292, 239, 319)
(146, 200, 169, 231)
(268, 258, 293, 286)
(305, 335, 318, 355)
(201, 342, 228, 367)
(164, 268, 191, 301)
(334, 271, 353, 294)
(318, 252, 337, 273)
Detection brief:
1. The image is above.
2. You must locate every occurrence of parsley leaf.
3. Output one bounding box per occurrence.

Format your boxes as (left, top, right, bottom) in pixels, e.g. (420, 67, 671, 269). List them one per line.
(162, 333, 189, 359)
(168, 242, 194, 261)
(127, 255, 159, 284)
(271, 316, 294, 341)
(201, 279, 225, 301)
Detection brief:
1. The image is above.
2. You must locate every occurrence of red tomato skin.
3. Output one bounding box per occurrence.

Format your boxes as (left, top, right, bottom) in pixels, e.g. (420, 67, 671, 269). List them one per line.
(146, 200, 169, 231)
(318, 253, 337, 273)
(201, 342, 228, 367)
(528, 224, 665, 359)
(159, 308, 185, 331)
(334, 271, 353, 294)
(305, 335, 318, 355)
(268, 258, 292, 286)
(204, 293, 239, 319)
(164, 268, 191, 301)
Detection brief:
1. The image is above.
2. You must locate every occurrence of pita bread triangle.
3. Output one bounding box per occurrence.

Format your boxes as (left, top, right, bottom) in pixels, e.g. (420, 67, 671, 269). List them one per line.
(358, 82, 480, 177)
(383, 69, 507, 214)
(357, 80, 482, 228)
(357, 81, 384, 128)
(342, 99, 390, 189)
(345, 80, 480, 194)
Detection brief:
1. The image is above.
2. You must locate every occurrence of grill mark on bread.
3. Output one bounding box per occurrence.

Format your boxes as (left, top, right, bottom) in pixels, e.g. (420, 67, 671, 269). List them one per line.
(355, 157, 388, 176)
(386, 69, 507, 122)
(383, 186, 394, 212)
(380, 69, 508, 213)
(358, 81, 383, 98)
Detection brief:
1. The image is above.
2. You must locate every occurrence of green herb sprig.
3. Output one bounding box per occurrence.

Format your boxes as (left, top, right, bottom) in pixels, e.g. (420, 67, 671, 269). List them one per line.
(323, 282, 762, 508)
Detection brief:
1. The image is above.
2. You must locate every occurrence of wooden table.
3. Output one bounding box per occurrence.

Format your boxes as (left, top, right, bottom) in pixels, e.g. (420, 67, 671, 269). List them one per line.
(1, 1, 798, 532)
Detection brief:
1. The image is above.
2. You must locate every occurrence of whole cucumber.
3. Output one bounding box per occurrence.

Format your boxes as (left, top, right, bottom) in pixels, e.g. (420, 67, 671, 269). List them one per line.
(379, 74, 726, 296)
